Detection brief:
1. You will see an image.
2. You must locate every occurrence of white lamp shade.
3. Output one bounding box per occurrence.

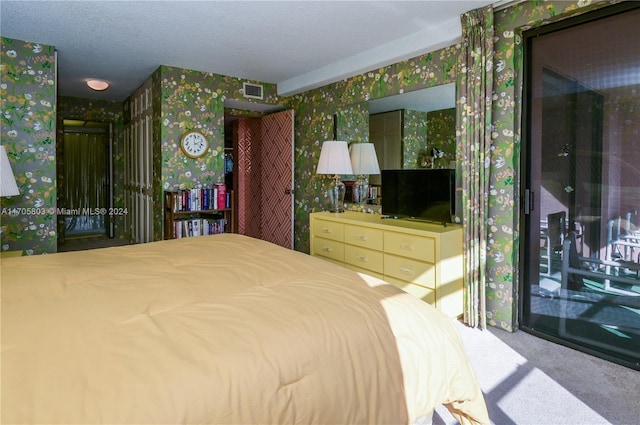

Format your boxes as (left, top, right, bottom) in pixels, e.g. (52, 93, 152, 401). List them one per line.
(349, 143, 380, 175)
(316, 141, 353, 175)
(0, 146, 19, 197)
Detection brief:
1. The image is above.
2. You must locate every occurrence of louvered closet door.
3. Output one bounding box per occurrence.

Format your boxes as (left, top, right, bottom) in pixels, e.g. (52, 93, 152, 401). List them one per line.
(125, 80, 153, 244)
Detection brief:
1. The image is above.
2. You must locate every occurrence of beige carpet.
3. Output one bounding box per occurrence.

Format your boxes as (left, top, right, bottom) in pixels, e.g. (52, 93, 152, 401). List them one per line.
(434, 321, 640, 425)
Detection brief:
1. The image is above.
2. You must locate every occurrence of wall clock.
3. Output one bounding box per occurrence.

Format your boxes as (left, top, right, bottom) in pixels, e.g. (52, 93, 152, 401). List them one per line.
(180, 130, 209, 158)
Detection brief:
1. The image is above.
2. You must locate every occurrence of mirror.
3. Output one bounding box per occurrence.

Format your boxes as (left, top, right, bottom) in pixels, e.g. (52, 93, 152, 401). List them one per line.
(368, 83, 456, 185)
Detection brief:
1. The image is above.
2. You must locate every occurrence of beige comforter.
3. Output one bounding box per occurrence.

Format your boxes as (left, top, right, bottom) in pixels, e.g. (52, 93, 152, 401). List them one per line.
(1, 234, 488, 424)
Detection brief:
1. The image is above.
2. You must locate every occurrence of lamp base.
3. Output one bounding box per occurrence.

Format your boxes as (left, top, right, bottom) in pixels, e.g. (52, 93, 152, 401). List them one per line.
(353, 176, 369, 204)
(328, 176, 346, 213)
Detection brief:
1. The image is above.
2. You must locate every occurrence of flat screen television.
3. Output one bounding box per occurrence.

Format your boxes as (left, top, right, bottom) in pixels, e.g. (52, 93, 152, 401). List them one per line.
(381, 168, 455, 224)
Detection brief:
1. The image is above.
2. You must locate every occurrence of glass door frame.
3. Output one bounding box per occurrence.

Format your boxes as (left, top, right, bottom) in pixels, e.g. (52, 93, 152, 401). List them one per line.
(518, 1, 640, 371)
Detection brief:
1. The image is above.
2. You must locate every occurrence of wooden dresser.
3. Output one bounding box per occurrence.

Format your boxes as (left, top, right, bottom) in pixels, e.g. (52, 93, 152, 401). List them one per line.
(310, 211, 463, 318)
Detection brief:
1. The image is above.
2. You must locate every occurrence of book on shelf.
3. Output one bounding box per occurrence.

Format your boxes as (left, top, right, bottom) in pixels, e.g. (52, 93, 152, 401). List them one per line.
(169, 185, 228, 212)
(203, 189, 210, 211)
(173, 217, 227, 238)
(215, 183, 226, 211)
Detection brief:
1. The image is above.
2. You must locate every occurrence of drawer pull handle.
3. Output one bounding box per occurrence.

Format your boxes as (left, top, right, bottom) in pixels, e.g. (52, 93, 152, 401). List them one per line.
(400, 243, 414, 251)
(322, 247, 333, 253)
(399, 267, 414, 275)
(356, 233, 368, 241)
(322, 228, 332, 234)
(356, 255, 368, 262)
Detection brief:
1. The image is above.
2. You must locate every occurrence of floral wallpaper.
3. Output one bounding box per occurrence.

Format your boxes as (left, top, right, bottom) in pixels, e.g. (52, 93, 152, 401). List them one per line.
(335, 101, 369, 188)
(402, 108, 455, 170)
(291, 45, 459, 252)
(335, 102, 369, 144)
(0, 37, 57, 255)
(402, 109, 428, 168)
(151, 65, 281, 240)
(426, 108, 456, 167)
(156, 65, 280, 192)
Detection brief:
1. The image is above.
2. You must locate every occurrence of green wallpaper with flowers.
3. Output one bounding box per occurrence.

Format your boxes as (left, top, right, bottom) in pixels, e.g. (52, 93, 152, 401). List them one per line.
(0, 38, 57, 255)
(403, 109, 428, 169)
(335, 101, 369, 183)
(291, 46, 459, 252)
(151, 65, 282, 240)
(402, 108, 456, 170)
(427, 108, 456, 167)
(156, 65, 281, 192)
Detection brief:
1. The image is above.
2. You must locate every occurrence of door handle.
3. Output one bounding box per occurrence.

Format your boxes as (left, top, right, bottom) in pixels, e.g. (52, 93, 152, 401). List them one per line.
(525, 189, 534, 214)
(285, 189, 292, 195)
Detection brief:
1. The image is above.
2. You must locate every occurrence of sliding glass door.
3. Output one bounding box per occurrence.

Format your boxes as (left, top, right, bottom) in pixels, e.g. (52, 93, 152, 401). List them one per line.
(520, 3, 640, 370)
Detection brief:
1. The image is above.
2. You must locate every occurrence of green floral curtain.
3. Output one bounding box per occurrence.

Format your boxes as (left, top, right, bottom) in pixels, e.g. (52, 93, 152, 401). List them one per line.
(456, 6, 494, 329)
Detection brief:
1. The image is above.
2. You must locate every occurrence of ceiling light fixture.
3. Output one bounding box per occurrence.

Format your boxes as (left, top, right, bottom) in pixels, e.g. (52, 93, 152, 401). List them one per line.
(87, 79, 109, 91)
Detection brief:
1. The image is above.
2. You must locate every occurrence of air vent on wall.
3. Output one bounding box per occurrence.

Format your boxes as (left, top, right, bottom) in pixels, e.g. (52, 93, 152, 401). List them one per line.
(243, 82, 263, 100)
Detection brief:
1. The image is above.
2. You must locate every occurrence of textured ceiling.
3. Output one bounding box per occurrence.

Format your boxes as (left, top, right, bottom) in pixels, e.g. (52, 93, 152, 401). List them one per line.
(0, 0, 494, 101)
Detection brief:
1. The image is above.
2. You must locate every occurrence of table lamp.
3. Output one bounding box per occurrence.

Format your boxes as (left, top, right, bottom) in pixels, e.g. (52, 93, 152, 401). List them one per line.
(349, 142, 380, 204)
(316, 141, 353, 212)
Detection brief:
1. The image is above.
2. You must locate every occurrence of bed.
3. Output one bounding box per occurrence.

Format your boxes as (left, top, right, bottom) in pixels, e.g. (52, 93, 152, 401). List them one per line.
(1, 233, 488, 424)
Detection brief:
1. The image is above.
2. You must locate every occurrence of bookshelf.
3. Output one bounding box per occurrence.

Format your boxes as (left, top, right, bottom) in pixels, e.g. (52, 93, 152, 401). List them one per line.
(164, 188, 234, 239)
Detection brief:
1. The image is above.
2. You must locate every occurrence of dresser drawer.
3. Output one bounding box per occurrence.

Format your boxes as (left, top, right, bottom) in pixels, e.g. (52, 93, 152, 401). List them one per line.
(384, 232, 435, 263)
(344, 244, 384, 274)
(344, 224, 383, 250)
(310, 211, 462, 318)
(344, 263, 384, 280)
(384, 276, 436, 305)
(384, 253, 435, 288)
(312, 237, 344, 262)
(312, 219, 344, 242)
(313, 255, 343, 268)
